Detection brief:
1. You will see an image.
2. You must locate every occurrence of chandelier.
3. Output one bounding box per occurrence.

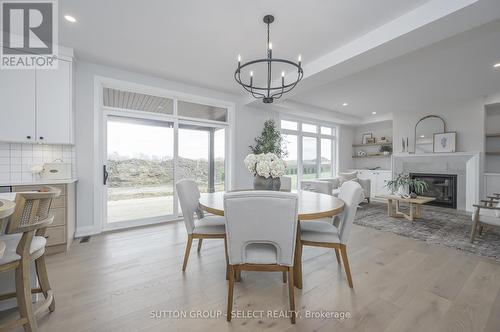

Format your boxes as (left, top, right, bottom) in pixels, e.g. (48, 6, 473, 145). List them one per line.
(235, 15, 303, 104)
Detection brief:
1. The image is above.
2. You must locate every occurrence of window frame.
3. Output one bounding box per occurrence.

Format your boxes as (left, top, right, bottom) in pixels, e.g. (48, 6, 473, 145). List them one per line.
(95, 76, 235, 234)
(279, 117, 338, 188)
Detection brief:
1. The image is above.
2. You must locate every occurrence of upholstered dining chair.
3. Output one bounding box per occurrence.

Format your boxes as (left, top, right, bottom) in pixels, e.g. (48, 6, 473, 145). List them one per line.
(470, 193, 500, 242)
(224, 191, 299, 324)
(0, 186, 60, 332)
(299, 181, 363, 288)
(176, 180, 228, 275)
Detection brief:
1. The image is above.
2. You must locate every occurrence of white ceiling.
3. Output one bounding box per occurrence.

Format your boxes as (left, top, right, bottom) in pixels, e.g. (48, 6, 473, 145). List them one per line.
(291, 18, 500, 118)
(59, 0, 500, 124)
(59, 0, 431, 94)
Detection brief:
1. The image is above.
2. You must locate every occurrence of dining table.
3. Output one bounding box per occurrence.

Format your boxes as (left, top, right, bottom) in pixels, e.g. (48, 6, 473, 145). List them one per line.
(198, 190, 345, 288)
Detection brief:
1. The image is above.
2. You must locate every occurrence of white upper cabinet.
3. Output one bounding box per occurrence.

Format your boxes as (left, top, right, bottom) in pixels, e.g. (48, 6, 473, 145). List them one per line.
(36, 60, 72, 144)
(0, 53, 74, 145)
(0, 69, 36, 143)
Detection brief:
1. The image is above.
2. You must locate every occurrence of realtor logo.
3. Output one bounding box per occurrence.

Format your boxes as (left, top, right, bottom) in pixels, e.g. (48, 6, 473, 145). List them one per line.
(1, 0, 58, 69)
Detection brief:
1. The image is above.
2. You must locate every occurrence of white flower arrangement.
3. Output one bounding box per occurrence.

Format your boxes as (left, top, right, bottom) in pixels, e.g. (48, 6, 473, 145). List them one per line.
(244, 153, 286, 179)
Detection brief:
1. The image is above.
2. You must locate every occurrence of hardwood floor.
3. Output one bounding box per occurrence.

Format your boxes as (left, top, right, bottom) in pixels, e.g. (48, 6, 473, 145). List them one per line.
(2, 221, 500, 332)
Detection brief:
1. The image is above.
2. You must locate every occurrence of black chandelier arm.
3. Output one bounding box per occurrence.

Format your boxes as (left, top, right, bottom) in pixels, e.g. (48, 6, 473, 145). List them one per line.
(234, 70, 268, 99)
(239, 82, 266, 99)
(270, 71, 304, 100)
(238, 58, 301, 71)
(235, 67, 303, 91)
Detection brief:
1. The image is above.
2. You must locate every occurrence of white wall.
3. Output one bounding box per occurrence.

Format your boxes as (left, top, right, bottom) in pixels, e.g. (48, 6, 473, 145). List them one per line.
(338, 125, 354, 172)
(74, 61, 265, 236)
(393, 98, 485, 154)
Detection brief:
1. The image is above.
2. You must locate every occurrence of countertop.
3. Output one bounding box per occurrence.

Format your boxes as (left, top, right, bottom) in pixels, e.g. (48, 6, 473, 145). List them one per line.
(0, 178, 78, 187)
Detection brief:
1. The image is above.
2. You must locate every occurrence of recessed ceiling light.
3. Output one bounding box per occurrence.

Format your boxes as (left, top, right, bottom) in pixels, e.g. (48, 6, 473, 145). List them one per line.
(64, 15, 77, 23)
(420, 135, 425, 138)
(372, 111, 377, 115)
(342, 102, 348, 106)
(494, 63, 500, 68)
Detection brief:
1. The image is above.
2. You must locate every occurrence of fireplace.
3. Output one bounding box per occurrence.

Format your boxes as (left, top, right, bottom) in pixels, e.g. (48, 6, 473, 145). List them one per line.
(410, 173, 457, 209)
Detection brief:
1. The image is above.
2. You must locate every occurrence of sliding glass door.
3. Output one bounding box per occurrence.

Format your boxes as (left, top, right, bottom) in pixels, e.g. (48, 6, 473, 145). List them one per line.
(105, 116, 175, 227)
(101, 86, 230, 231)
(178, 123, 226, 193)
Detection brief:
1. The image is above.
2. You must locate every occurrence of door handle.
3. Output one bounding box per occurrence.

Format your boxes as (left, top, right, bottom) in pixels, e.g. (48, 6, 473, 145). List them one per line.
(103, 165, 109, 185)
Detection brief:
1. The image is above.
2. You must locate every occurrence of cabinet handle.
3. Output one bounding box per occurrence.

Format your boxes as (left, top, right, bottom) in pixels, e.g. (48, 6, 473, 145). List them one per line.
(26, 136, 31, 139)
(39, 136, 44, 140)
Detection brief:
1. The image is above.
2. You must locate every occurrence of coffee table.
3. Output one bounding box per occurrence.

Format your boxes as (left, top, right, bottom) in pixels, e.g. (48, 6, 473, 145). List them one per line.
(377, 195, 435, 221)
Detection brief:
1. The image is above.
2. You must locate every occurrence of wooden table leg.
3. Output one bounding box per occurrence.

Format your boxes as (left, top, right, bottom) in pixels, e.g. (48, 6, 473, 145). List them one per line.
(293, 224, 303, 289)
(409, 203, 414, 221)
(388, 199, 396, 217)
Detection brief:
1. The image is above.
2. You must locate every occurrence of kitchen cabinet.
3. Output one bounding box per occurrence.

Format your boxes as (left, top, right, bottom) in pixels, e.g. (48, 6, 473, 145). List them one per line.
(0, 53, 73, 144)
(0, 69, 36, 143)
(36, 60, 72, 144)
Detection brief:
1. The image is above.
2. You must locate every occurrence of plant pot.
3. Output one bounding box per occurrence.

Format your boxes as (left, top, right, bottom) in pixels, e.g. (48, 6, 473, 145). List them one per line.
(397, 184, 409, 197)
(253, 176, 281, 191)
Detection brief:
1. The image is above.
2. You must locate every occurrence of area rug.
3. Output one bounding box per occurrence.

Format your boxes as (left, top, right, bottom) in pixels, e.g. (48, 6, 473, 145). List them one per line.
(354, 202, 500, 262)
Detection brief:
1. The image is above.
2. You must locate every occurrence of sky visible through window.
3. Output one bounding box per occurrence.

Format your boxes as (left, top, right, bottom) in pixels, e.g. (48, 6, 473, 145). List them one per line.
(108, 121, 224, 160)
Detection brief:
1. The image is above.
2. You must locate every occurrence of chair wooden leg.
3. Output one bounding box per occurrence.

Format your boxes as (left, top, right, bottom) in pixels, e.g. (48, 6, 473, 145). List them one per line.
(282, 271, 287, 283)
(287, 267, 296, 324)
(294, 226, 303, 289)
(340, 245, 353, 288)
(16, 259, 37, 332)
(334, 249, 341, 264)
(197, 239, 203, 252)
(479, 225, 484, 235)
(224, 237, 229, 280)
(227, 265, 235, 322)
(182, 235, 193, 271)
(35, 254, 55, 312)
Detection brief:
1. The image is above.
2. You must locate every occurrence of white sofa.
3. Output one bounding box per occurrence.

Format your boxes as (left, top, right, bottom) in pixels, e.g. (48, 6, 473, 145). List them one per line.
(300, 176, 371, 204)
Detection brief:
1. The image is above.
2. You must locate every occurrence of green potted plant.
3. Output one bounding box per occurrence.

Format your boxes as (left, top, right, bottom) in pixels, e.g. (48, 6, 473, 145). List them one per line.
(246, 120, 287, 190)
(385, 173, 428, 198)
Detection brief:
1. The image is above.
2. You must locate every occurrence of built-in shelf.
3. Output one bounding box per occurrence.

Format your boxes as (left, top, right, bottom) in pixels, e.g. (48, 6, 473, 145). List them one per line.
(352, 142, 392, 147)
(486, 133, 500, 138)
(486, 152, 500, 156)
(352, 154, 392, 159)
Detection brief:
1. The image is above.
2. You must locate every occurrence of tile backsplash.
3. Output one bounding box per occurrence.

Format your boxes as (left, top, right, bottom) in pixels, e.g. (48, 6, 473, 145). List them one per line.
(0, 143, 76, 183)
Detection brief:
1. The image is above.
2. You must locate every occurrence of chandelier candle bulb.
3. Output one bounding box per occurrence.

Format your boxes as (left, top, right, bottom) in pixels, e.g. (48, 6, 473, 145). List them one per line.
(268, 42, 272, 50)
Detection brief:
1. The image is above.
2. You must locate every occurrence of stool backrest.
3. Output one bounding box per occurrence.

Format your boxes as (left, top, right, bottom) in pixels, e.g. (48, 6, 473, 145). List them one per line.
(6, 186, 61, 235)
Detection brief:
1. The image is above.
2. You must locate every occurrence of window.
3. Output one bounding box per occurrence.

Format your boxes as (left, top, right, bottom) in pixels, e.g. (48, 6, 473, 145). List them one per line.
(280, 119, 337, 188)
(102, 85, 230, 229)
(281, 120, 298, 131)
(178, 100, 228, 122)
(283, 134, 298, 189)
(302, 123, 317, 133)
(321, 126, 332, 135)
(302, 136, 317, 180)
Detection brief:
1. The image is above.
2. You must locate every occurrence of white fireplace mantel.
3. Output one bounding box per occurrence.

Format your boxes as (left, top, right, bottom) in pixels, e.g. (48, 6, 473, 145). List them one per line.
(391, 152, 481, 212)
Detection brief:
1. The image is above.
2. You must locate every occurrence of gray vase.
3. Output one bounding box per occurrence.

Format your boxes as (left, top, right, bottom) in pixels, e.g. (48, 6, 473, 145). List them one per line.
(253, 176, 281, 191)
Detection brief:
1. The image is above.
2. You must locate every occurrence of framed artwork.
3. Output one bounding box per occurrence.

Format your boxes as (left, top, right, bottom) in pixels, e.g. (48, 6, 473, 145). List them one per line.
(433, 132, 456, 153)
(361, 133, 372, 145)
